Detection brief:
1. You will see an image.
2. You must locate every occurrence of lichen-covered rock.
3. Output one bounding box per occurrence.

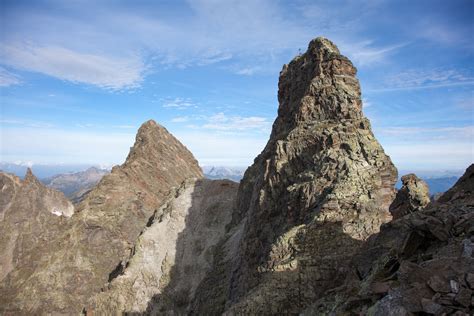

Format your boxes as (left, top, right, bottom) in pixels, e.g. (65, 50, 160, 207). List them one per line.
(0, 120, 203, 314)
(190, 37, 398, 314)
(390, 173, 430, 219)
(306, 164, 474, 315)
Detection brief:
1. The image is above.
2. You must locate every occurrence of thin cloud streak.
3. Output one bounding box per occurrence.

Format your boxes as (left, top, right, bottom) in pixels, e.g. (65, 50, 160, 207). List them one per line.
(1, 42, 146, 90)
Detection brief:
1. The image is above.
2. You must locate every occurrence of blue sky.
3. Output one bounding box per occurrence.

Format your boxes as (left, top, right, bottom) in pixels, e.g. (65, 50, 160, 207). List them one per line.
(0, 0, 473, 171)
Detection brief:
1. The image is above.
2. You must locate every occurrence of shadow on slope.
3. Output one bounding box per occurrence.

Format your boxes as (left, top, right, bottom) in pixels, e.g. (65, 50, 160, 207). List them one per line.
(121, 178, 239, 315)
(142, 210, 365, 314)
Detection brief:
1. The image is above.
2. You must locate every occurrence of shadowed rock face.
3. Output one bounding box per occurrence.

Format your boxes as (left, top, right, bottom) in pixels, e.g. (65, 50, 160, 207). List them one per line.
(306, 164, 473, 315)
(0, 169, 74, 282)
(191, 37, 398, 314)
(0, 120, 203, 315)
(87, 179, 239, 314)
(390, 173, 431, 219)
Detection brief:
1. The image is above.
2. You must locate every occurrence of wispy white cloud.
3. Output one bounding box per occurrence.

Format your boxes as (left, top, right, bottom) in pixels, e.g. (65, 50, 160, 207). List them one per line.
(341, 41, 407, 66)
(0, 67, 21, 87)
(362, 98, 372, 108)
(380, 125, 474, 139)
(202, 112, 271, 132)
(170, 112, 272, 133)
(162, 97, 197, 109)
(0, 42, 146, 90)
(234, 66, 263, 76)
(171, 116, 190, 123)
(369, 68, 474, 92)
(0, 118, 54, 128)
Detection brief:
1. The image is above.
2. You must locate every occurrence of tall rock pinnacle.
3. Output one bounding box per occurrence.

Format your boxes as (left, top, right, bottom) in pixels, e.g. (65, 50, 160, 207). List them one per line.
(193, 37, 398, 314)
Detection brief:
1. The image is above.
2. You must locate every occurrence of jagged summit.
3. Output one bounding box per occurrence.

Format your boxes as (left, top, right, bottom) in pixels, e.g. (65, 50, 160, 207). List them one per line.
(308, 36, 341, 54)
(124, 119, 202, 176)
(273, 36, 362, 140)
(24, 167, 40, 184)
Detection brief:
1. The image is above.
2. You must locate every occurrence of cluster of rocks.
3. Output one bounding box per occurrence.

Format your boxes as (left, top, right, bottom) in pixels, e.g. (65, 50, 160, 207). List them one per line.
(305, 165, 474, 315)
(0, 37, 472, 315)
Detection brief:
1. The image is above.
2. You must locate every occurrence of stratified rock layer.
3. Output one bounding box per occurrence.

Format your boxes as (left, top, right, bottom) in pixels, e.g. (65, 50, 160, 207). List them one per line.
(307, 164, 473, 315)
(390, 173, 431, 219)
(191, 37, 398, 314)
(0, 120, 203, 314)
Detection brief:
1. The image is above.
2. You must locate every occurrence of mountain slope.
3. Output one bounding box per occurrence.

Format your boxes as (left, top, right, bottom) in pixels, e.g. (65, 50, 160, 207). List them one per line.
(0, 120, 203, 314)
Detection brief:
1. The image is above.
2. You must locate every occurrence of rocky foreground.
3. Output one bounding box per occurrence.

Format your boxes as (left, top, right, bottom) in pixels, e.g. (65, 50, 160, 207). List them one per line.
(0, 37, 472, 315)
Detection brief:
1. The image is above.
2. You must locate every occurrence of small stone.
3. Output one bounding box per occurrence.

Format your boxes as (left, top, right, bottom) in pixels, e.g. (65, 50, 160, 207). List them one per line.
(437, 294, 455, 305)
(462, 239, 474, 258)
(428, 276, 451, 293)
(465, 273, 474, 289)
(450, 280, 459, 293)
(370, 282, 390, 294)
(454, 288, 472, 307)
(421, 298, 443, 314)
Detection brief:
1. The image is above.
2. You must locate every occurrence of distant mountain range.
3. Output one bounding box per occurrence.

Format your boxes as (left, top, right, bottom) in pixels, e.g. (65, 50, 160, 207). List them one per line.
(201, 166, 247, 182)
(42, 167, 109, 203)
(0, 162, 110, 179)
(0, 163, 463, 197)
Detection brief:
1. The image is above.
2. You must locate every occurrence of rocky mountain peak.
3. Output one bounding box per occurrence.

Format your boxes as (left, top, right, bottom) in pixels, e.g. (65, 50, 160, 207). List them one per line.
(0, 118, 204, 314)
(123, 119, 202, 178)
(273, 37, 362, 138)
(308, 36, 341, 55)
(215, 36, 398, 314)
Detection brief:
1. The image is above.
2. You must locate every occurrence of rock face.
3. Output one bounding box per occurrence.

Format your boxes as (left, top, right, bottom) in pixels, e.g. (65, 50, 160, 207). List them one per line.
(0, 120, 203, 314)
(190, 37, 398, 314)
(390, 173, 431, 219)
(0, 169, 74, 282)
(87, 179, 239, 314)
(307, 164, 474, 315)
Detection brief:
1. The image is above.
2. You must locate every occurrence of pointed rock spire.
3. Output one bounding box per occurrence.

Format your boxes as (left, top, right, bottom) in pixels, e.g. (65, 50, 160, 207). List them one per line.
(223, 36, 398, 313)
(24, 167, 41, 185)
